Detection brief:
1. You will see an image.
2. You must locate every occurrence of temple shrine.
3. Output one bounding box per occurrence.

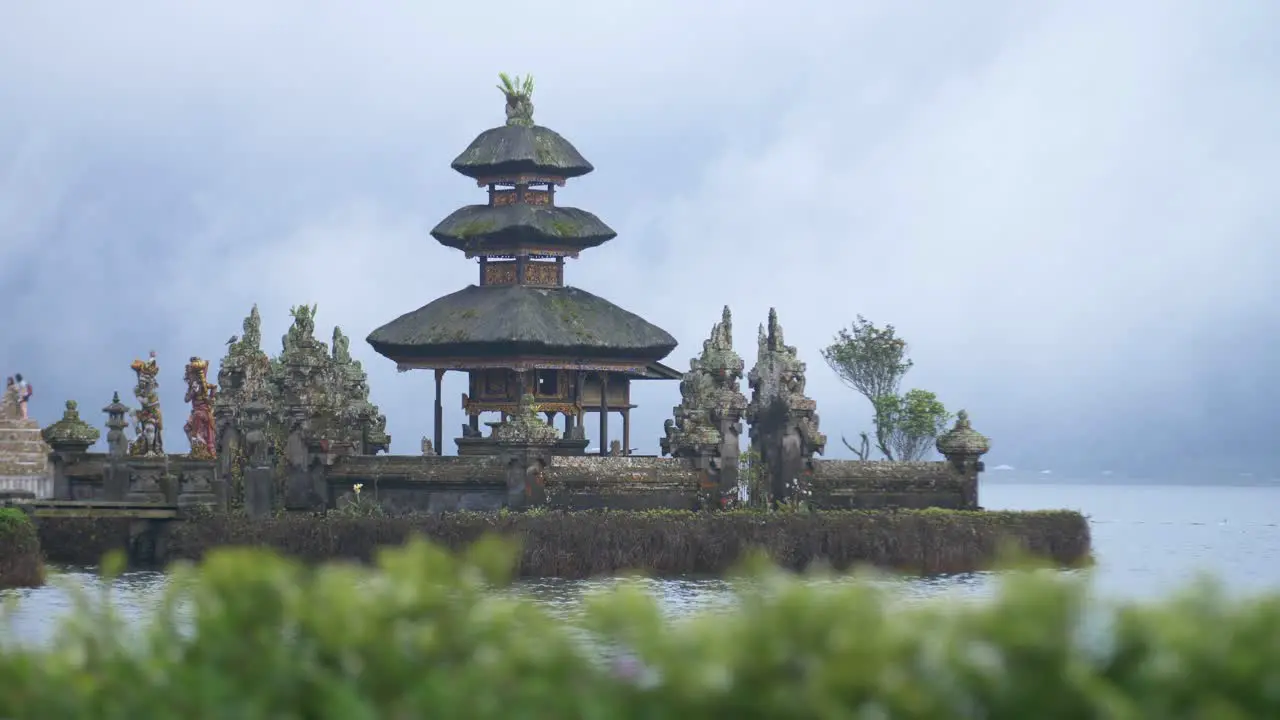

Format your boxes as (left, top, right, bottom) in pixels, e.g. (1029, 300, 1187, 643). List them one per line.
(366, 75, 681, 456)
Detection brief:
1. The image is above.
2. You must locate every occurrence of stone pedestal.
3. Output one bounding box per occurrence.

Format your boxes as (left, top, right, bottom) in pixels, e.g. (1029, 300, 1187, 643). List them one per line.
(0, 416, 52, 498)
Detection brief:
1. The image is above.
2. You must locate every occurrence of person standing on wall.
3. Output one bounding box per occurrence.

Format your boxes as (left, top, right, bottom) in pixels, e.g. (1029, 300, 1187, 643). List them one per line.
(14, 373, 31, 419)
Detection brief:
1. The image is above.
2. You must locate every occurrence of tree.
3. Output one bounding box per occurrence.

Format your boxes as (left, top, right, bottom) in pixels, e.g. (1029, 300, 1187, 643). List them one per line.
(821, 317, 951, 461)
(820, 316, 912, 403)
(873, 389, 953, 461)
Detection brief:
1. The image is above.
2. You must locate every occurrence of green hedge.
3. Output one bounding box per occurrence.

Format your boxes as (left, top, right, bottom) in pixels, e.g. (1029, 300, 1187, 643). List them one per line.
(2, 537, 1277, 717)
(0, 507, 43, 589)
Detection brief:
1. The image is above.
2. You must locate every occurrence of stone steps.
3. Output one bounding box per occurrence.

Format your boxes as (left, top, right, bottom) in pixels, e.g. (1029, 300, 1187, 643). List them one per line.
(0, 416, 52, 479)
(0, 428, 43, 443)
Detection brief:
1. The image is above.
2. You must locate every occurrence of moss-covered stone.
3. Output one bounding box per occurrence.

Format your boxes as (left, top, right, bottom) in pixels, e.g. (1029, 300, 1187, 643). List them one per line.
(0, 507, 44, 588)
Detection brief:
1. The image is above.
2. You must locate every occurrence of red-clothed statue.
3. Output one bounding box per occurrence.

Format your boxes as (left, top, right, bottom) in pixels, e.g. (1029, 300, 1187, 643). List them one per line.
(183, 356, 218, 460)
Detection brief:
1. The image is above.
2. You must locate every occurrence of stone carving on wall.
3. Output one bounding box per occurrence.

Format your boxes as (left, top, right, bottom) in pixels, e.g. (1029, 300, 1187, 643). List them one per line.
(183, 357, 218, 460)
(492, 394, 560, 445)
(240, 400, 270, 468)
(128, 351, 164, 457)
(746, 309, 826, 502)
(661, 306, 748, 459)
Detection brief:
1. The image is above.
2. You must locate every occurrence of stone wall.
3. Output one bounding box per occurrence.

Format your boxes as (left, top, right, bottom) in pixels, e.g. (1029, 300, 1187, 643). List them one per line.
(46, 449, 980, 513)
(325, 455, 507, 513)
(543, 456, 702, 511)
(810, 460, 977, 510)
(50, 452, 224, 509)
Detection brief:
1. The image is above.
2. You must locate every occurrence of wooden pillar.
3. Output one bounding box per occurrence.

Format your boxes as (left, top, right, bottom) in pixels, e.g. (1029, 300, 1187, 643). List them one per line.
(433, 369, 445, 453)
(598, 372, 609, 456)
(622, 408, 631, 456)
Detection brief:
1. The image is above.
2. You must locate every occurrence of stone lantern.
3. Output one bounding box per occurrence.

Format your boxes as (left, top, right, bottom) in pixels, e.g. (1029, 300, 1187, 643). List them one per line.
(102, 391, 131, 458)
(935, 410, 990, 510)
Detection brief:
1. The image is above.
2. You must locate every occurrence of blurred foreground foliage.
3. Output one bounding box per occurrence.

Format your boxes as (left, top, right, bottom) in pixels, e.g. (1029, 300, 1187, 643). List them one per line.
(2, 536, 1278, 718)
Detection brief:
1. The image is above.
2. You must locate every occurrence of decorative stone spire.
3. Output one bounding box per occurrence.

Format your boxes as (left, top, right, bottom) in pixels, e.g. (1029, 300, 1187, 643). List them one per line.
(745, 309, 826, 505)
(497, 73, 535, 127)
(43, 400, 101, 453)
(662, 306, 748, 457)
(746, 308, 826, 457)
(936, 410, 990, 468)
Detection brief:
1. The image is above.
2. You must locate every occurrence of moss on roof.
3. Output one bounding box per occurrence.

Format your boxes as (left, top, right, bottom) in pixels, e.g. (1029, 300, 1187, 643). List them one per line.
(451, 125, 593, 180)
(431, 205, 616, 253)
(366, 285, 677, 363)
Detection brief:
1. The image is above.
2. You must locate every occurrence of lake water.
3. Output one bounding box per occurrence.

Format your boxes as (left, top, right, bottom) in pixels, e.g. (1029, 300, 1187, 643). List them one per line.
(3, 482, 1279, 645)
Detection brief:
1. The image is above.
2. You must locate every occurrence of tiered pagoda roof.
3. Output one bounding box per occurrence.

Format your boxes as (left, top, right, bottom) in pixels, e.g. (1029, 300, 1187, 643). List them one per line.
(366, 75, 677, 372)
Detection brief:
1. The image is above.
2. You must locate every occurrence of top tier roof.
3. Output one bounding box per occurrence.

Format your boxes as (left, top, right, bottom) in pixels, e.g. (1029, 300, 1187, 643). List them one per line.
(449, 73, 594, 182)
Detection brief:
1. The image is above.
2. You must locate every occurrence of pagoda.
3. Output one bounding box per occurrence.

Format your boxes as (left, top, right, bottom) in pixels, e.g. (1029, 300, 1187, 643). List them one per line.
(367, 74, 681, 456)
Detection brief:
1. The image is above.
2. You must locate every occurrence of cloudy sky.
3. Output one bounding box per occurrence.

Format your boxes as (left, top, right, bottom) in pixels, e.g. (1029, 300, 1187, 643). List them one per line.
(2, 1, 1276, 479)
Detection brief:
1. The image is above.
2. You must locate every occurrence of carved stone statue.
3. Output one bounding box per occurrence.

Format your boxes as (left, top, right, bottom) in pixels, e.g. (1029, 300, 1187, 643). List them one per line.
(746, 309, 826, 503)
(498, 73, 536, 127)
(128, 351, 164, 456)
(183, 356, 218, 460)
(492, 394, 559, 445)
(421, 437, 437, 456)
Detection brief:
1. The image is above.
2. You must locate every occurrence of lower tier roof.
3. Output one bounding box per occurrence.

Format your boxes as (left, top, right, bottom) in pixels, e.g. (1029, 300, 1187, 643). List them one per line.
(366, 284, 677, 366)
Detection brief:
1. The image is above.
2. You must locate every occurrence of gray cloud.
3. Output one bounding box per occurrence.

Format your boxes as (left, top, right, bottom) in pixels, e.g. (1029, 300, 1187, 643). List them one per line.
(1, 0, 1276, 478)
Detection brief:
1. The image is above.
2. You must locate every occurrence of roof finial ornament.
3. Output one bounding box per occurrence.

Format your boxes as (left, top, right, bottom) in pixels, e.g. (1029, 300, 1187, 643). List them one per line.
(497, 72, 535, 127)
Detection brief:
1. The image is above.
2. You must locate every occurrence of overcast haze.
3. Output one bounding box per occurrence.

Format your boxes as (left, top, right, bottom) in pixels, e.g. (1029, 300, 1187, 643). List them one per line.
(1, 1, 1276, 480)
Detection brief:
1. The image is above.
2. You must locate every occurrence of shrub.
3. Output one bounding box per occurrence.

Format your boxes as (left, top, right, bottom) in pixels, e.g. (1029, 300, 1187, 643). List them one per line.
(0, 507, 44, 589)
(161, 508, 1090, 577)
(0, 538, 1276, 716)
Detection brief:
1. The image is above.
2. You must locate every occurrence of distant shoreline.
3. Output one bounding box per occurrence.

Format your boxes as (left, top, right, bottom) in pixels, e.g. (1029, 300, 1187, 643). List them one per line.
(983, 476, 1280, 488)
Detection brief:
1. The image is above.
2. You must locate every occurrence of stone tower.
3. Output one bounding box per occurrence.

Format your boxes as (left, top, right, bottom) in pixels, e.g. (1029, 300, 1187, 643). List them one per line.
(366, 74, 681, 457)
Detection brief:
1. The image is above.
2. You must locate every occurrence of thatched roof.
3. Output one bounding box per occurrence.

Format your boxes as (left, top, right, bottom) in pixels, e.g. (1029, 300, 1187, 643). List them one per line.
(431, 204, 616, 253)
(366, 285, 677, 363)
(451, 125, 593, 180)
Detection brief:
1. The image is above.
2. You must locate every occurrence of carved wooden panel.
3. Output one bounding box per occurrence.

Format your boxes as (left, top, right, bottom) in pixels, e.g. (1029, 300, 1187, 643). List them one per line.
(579, 375, 632, 407)
(480, 369, 510, 400)
(524, 261, 562, 287)
(491, 189, 551, 207)
(477, 174, 565, 187)
(483, 261, 517, 286)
